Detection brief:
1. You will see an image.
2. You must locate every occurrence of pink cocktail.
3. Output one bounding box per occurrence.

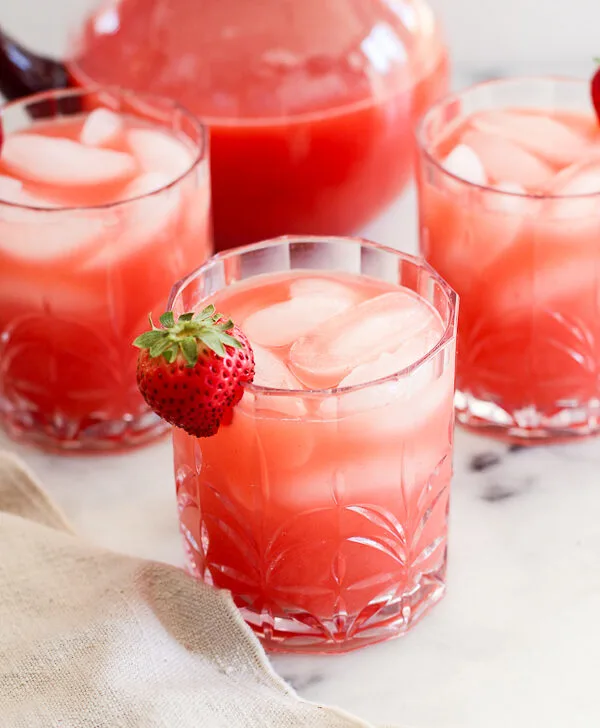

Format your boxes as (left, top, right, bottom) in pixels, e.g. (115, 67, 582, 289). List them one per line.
(0, 88, 211, 451)
(170, 237, 457, 653)
(418, 77, 600, 442)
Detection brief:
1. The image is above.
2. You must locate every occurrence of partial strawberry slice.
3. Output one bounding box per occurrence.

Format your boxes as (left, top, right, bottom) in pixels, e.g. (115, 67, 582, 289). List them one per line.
(592, 62, 600, 124)
(134, 307, 255, 437)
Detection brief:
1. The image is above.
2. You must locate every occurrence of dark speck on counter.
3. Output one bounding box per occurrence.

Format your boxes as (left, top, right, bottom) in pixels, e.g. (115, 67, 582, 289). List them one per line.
(470, 452, 501, 472)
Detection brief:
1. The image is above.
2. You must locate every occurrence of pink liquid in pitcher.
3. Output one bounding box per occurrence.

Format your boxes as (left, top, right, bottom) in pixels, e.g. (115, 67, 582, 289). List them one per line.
(173, 268, 455, 652)
(69, 0, 448, 249)
(0, 104, 211, 450)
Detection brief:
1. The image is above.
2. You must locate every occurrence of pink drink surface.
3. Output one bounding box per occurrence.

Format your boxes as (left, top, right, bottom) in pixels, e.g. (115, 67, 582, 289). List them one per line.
(174, 269, 455, 651)
(0, 108, 211, 449)
(420, 107, 600, 424)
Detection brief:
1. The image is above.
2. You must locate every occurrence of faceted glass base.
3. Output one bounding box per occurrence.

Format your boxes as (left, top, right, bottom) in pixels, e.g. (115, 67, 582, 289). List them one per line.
(455, 390, 600, 444)
(182, 522, 447, 654)
(239, 571, 446, 654)
(0, 406, 169, 453)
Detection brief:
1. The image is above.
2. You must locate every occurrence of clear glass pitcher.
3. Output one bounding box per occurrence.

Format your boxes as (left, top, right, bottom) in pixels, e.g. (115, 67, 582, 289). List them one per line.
(0, 0, 449, 250)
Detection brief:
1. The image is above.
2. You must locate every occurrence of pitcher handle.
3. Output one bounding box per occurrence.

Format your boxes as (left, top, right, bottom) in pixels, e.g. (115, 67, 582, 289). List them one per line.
(0, 28, 70, 102)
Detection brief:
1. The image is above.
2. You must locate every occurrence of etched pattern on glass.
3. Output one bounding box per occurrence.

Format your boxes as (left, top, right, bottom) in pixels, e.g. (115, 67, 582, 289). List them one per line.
(457, 304, 600, 435)
(175, 433, 451, 652)
(0, 311, 167, 449)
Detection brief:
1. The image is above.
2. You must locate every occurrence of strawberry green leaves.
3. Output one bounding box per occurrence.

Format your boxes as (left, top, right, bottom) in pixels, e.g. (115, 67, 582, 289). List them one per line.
(133, 307, 242, 367)
(159, 311, 175, 328)
(135, 309, 255, 438)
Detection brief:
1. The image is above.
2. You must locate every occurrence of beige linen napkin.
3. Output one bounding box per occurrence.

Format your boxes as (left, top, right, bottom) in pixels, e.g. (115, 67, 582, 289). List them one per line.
(0, 451, 394, 728)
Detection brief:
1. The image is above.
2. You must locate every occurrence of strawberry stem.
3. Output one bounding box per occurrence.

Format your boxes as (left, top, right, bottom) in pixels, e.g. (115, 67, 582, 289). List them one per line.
(133, 307, 241, 367)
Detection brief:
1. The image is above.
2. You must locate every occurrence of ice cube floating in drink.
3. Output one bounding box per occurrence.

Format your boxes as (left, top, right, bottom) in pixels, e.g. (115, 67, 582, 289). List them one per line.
(0, 88, 211, 451)
(417, 77, 600, 442)
(171, 236, 457, 653)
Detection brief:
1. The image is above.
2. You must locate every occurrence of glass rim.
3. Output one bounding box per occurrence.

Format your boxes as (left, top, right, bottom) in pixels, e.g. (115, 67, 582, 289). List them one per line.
(0, 85, 209, 213)
(168, 235, 458, 399)
(415, 74, 600, 201)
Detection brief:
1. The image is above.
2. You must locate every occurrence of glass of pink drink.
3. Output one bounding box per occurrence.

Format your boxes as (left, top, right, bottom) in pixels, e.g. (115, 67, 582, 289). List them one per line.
(170, 236, 457, 653)
(0, 87, 211, 451)
(417, 77, 600, 442)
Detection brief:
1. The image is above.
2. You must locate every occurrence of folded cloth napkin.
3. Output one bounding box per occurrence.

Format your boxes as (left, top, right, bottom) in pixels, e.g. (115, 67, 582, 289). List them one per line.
(0, 451, 394, 728)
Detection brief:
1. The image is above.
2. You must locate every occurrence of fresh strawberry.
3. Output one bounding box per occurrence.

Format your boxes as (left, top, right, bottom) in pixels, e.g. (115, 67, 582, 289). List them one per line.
(592, 61, 600, 124)
(133, 306, 254, 437)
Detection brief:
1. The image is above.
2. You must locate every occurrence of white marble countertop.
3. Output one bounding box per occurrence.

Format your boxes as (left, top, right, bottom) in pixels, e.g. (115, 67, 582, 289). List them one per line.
(3, 188, 600, 728)
(3, 0, 600, 721)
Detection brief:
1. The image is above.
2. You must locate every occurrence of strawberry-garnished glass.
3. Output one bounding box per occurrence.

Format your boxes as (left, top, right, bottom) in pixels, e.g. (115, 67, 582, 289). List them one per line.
(0, 87, 211, 452)
(165, 236, 457, 653)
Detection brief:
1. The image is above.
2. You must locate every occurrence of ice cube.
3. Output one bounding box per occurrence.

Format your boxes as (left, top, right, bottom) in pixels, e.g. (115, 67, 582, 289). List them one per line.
(80, 108, 124, 147)
(495, 181, 526, 195)
(252, 343, 303, 390)
(547, 160, 600, 219)
(422, 177, 534, 298)
(318, 358, 454, 484)
(246, 344, 307, 417)
(486, 182, 531, 217)
(0, 175, 24, 203)
(340, 330, 441, 389)
(84, 172, 182, 268)
(488, 182, 531, 215)
(319, 330, 441, 416)
(554, 163, 600, 195)
(2, 134, 136, 187)
(289, 276, 361, 304)
(123, 171, 172, 198)
(462, 130, 552, 190)
(442, 144, 487, 185)
(0, 177, 62, 210)
(128, 128, 194, 180)
(243, 293, 354, 348)
(472, 110, 590, 167)
(0, 200, 105, 261)
(120, 171, 182, 243)
(290, 291, 442, 389)
(0, 175, 64, 210)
